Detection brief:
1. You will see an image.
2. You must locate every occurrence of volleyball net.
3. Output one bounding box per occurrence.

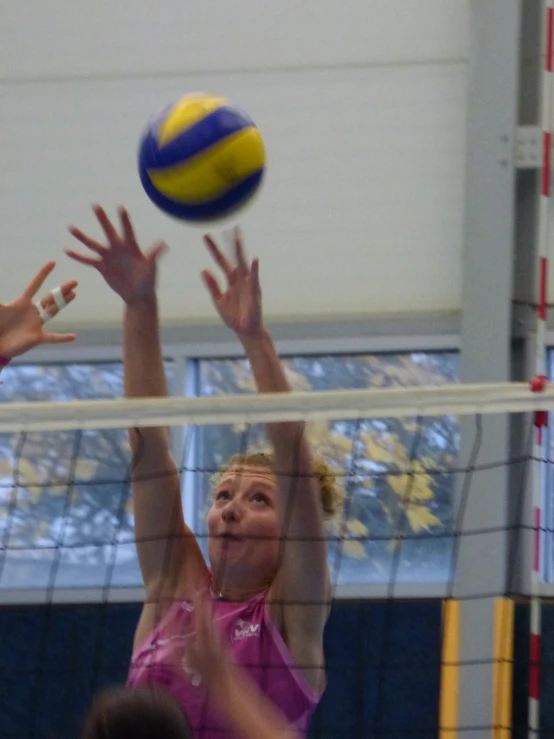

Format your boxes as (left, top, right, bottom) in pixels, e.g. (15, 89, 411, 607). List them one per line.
(0, 381, 550, 737)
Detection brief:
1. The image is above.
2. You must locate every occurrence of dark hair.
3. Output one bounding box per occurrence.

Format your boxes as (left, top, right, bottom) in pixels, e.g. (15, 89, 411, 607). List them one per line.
(83, 684, 193, 739)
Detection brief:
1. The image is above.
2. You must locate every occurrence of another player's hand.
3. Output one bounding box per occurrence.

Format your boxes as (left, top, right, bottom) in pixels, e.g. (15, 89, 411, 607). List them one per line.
(202, 228, 264, 339)
(0, 261, 77, 359)
(187, 589, 232, 691)
(66, 205, 168, 305)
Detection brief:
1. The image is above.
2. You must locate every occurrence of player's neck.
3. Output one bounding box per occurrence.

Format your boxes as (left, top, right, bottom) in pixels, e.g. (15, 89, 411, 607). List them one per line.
(211, 571, 272, 602)
(212, 581, 267, 602)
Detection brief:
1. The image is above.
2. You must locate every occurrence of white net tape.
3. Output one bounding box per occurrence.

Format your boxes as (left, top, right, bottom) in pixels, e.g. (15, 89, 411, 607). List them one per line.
(0, 381, 550, 432)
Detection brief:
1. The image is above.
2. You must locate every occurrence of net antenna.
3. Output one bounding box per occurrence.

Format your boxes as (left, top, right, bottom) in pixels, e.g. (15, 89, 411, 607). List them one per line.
(527, 1, 554, 735)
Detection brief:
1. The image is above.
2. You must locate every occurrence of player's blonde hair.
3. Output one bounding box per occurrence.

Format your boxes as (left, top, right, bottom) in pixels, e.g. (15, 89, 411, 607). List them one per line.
(213, 451, 344, 521)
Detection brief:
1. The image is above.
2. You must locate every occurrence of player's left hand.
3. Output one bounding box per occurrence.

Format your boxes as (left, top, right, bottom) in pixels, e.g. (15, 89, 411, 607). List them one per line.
(202, 228, 264, 339)
(0, 261, 77, 359)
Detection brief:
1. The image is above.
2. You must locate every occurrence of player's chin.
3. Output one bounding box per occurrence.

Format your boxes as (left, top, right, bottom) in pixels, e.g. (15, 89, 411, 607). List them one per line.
(209, 540, 244, 567)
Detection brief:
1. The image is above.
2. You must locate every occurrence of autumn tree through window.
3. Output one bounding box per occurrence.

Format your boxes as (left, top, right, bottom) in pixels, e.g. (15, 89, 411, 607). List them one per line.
(0, 353, 459, 590)
(193, 352, 459, 584)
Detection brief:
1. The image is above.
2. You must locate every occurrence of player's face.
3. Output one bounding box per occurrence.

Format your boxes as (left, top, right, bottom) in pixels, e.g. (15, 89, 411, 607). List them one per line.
(207, 466, 280, 587)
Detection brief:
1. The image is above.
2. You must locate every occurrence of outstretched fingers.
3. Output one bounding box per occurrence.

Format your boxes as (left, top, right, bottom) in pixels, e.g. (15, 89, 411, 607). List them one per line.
(41, 331, 77, 344)
(233, 227, 248, 271)
(250, 258, 260, 290)
(93, 204, 120, 244)
(204, 235, 233, 277)
(145, 240, 170, 265)
(35, 285, 78, 323)
(201, 270, 223, 302)
(64, 248, 103, 270)
(67, 225, 108, 257)
(58, 281, 78, 300)
(204, 228, 255, 280)
(22, 261, 56, 300)
(118, 206, 138, 247)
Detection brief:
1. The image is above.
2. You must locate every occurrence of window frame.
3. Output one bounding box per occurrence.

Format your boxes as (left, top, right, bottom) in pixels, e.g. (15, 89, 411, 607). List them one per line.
(0, 320, 461, 604)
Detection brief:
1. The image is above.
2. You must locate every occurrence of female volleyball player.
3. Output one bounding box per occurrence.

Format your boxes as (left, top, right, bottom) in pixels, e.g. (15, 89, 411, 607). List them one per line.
(66, 204, 341, 738)
(0, 260, 77, 367)
(84, 589, 300, 739)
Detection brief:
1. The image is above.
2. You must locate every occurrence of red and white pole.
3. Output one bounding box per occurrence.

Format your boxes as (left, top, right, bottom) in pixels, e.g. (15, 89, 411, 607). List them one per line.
(528, 2, 554, 735)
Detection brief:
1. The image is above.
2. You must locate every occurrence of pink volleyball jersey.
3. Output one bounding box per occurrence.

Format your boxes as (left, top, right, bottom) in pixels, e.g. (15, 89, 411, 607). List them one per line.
(127, 586, 323, 739)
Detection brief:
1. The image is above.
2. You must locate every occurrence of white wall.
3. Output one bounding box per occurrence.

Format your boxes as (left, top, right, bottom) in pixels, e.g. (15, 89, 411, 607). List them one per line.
(1, 0, 469, 327)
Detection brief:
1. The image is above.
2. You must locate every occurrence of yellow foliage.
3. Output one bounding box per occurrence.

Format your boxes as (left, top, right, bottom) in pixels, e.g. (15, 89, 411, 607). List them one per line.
(391, 440, 409, 467)
(363, 434, 392, 464)
(421, 456, 438, 471)
(370, 372, 387, 387)
(387, 472, 433, 502)
(28, 486, 42, 504)
(376, 363, 421, 386)
(219, 351, 448, 542)
(48, 484, 74, 497)
(402, 420, 421, 433)
(404, 504, 441, 532)
(342, 540, 367, 559)
(46, 464, 96, 497)
(16, 459, 41, 485)
(387, 473, 406, 496)
(229, 363, 312, 395)
(326, 517, 341, 535)
(346, 519, 368, 536)
(284, 368, 312, 392)
(0, 457, 13, 477)
(73, 459, 100, 479)
(307, 420, 332, 448)
(327, 433, 354, 456)
(411, 460, 430, 476)
(363, 431, 409, 468)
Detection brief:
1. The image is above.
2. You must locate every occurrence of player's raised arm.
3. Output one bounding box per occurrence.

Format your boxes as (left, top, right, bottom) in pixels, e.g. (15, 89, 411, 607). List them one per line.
(0, 260, 77, 367)
(66, 206, 207, 623)
(201, 229, 335, 692)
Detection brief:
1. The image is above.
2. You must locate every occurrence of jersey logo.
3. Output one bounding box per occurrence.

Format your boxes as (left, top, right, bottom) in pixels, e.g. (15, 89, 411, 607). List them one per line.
(232, 618, 261, 641)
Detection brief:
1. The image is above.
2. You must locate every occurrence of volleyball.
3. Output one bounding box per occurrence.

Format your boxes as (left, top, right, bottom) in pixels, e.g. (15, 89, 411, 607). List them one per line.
(138, 93, 266, 223)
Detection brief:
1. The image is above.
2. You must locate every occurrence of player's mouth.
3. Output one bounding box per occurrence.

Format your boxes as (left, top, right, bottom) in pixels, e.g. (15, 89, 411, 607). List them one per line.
(220, 533, 243, 542)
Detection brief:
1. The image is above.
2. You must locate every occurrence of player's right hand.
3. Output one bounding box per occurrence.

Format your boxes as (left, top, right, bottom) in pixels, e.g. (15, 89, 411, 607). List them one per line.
(66, 204, 168, 305)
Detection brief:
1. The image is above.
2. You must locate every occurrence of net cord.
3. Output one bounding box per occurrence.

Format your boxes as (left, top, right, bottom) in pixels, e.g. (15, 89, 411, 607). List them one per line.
(1, 382, 554, 433)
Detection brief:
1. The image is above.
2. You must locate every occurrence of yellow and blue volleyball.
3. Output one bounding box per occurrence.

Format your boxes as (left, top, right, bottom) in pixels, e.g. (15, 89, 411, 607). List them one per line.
(138, 93, 266, 222)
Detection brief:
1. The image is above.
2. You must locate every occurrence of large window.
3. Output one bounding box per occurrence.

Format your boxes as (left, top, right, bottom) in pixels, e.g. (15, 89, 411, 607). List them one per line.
(0, 362, 173, 589)
(0, 351, 459, 592)
(192, 352, 459, 585)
